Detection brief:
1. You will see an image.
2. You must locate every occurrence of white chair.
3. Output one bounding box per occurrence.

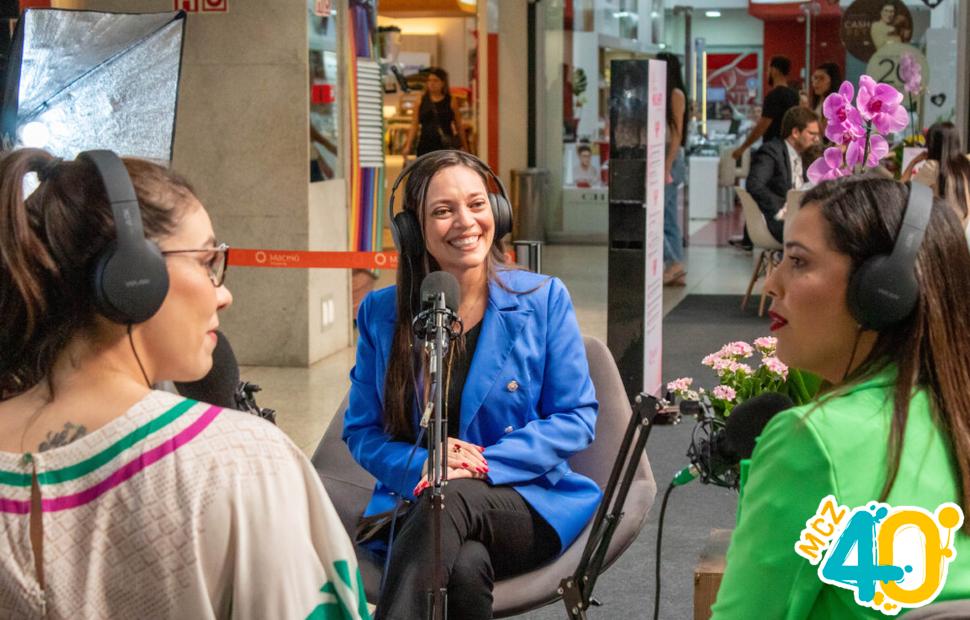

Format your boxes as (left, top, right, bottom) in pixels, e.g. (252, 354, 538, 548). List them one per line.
(736, 187, 782, 316)
(717, 147, 751, 214)
(783, 188, 805, 240)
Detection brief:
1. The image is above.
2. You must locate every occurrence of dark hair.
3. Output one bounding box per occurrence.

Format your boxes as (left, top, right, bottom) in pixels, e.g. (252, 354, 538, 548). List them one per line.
(656, 52, 689, 147)
(421, 66, 451, 109)
(925, 122, 964, 199)
(942, 155, 970, 221)
(781, 106, 818, 140)
(770, 55, 792, 76)
(0, 148, 196, 397)
(577, 144, 592, 155)
(383, 150, 511, 440)
(809, 62, 841, 111)
(802, 176, 970, 532)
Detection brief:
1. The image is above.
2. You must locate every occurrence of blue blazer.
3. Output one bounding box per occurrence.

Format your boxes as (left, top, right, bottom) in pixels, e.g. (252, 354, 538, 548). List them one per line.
(343, 269, 601, 551)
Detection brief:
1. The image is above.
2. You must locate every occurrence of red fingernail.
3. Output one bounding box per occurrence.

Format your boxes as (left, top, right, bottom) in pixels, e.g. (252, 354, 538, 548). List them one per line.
(461, 462, 468, 468)
(478, 446, 485, 452)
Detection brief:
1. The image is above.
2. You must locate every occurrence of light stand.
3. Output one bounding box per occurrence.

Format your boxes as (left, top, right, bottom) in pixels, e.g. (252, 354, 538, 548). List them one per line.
(560, 393, 661, 619)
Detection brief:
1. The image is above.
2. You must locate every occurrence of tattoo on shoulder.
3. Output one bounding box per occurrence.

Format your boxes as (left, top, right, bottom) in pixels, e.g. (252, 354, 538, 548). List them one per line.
(38, 422, 88, 452)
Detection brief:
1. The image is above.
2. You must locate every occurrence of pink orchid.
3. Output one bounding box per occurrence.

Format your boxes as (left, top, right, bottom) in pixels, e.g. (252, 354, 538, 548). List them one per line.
(846, 133, 889, 169)
(856, 75, 908, 134)
(823, 86, 866, 145)
(807, 147, 851, 183)
(899, 54, 922, 94)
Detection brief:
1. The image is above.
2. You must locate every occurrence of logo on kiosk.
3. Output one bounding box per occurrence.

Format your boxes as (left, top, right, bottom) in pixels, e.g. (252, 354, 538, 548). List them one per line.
(795, 496, 963, 615)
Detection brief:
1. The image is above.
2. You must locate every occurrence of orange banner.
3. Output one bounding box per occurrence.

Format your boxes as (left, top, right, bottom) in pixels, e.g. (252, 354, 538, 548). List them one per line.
(229, 248, 400, 270)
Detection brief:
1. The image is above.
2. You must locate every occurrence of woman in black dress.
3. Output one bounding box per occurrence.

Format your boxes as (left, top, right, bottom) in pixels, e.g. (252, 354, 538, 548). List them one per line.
(404, 67, 468, 156)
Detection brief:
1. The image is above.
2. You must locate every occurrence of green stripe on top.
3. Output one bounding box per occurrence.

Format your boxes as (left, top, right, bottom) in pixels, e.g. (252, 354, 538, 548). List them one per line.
(0, 398, 197, 488)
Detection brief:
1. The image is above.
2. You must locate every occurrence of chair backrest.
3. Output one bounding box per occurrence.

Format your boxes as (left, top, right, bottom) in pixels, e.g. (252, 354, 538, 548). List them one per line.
(718, 148, 737, 188)
(783, 188, 805, 240)
(736, 187, 783, 251)
(735, 148, 751, 178)
(569, 336, 653, 492)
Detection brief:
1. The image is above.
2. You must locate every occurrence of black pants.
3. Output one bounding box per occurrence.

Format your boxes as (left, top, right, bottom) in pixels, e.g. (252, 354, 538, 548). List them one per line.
(376, 479, 561, 620)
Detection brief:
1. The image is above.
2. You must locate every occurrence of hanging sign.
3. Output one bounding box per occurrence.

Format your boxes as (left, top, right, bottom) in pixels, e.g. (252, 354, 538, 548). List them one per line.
(841, 0, 914, 62)
(174, 0, 228, 12)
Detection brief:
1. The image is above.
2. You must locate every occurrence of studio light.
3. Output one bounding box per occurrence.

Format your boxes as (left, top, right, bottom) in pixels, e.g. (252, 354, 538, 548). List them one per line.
(1, 9, 186, 161)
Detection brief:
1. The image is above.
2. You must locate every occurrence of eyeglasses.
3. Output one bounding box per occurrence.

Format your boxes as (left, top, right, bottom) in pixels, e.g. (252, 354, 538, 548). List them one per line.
(161, 242, 230, 287)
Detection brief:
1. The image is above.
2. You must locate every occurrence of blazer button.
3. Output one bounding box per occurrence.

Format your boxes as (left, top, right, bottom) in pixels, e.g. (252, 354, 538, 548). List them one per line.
(504, 426, 514, 434)
(507, 380, 519, 392)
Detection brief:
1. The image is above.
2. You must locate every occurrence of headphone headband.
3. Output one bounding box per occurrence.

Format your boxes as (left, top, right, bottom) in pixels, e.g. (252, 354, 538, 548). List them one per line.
(79, 150, 145, 250)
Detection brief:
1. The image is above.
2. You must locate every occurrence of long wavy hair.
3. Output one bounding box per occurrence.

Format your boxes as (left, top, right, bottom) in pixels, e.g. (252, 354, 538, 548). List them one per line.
(383, 150, 512, 440)
(656, 52, 689, 147)
(802, 176, 970, 531)
(0, 148, 196, 398)
(925, 122, 964, 201)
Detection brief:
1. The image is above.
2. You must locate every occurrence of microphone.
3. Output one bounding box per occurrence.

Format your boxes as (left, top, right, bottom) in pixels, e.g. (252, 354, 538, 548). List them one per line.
(672, 392, 795, 488)
(174, 331, 277, 423)
(412, 271, 462, 340)
(175, 330, 239, 409)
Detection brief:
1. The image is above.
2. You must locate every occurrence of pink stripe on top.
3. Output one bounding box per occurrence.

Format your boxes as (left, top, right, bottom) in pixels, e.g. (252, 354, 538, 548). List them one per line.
(41, 405, 223, 513)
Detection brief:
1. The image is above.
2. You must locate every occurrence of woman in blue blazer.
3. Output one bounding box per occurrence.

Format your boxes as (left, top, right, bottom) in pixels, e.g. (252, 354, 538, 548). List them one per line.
(343, 151, 600, 620)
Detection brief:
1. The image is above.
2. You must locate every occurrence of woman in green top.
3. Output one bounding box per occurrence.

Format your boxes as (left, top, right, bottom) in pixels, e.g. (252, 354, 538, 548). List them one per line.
(712, 176, 970, 618)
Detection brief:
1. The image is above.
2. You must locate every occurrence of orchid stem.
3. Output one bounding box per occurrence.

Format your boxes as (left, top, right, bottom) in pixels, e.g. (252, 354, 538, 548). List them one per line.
(862, 123, 872, 171)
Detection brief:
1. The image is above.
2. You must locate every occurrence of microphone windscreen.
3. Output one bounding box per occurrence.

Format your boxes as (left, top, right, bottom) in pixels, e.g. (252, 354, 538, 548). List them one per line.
(420, 271, 461, 312)
(174, 331, 240, 409)
(724, 392, 795, 460)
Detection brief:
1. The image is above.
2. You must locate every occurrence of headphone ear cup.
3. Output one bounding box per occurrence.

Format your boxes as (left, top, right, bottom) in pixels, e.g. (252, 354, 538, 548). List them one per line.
(92, 239, 169, 324)
(392, 210, 423, 258)
(489, 191, 513, 239)
(847, 255, 919, 331)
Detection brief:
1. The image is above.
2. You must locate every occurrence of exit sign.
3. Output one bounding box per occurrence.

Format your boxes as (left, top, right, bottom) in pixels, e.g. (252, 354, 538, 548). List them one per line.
(174, 0, 228, 12)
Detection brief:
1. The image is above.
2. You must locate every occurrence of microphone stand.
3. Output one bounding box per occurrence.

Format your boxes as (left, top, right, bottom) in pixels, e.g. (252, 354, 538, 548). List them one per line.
(560, 393, 660, 619)
(420, 291, 453, 620)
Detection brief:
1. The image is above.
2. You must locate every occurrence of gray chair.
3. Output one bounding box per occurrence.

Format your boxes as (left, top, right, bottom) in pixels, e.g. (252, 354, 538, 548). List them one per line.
(311, 336, 656, 617)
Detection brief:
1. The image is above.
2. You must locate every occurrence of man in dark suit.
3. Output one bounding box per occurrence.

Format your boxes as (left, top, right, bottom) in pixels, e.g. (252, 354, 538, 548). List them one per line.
(746, 106, 821, 243)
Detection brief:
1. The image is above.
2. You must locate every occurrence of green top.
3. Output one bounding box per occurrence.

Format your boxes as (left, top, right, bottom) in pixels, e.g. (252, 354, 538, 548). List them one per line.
(712, 368, 970, 619)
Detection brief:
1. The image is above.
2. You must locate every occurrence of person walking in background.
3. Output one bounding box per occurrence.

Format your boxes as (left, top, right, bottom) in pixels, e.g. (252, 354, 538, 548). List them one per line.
(403, 67, 468, 156)
(746, 107, 821, 243)
(657, 52, 689, 286)
(731, 56, 800, 162)
(808, 62, 841, 138)
(730, 56, 800, 250)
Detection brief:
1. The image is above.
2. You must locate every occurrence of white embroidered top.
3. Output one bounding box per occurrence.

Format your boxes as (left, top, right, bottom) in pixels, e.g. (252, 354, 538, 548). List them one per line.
(0, 390, 368, 620)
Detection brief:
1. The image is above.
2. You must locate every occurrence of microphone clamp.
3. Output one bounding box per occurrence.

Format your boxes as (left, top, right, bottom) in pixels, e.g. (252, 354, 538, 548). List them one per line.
(411, 308, 464, 341)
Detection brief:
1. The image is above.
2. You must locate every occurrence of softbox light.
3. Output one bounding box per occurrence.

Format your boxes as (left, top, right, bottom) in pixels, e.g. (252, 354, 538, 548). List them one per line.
(1, 8, 186, 161)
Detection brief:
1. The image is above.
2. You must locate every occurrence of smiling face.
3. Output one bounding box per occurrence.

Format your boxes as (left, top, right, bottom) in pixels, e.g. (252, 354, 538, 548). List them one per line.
(764, 203, 872, 383)
(421, 164, 494, 279)
(139, 200, 233, 383)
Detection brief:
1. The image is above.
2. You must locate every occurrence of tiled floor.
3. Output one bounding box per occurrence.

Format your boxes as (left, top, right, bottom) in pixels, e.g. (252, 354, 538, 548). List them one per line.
(243, 211, 760, 456)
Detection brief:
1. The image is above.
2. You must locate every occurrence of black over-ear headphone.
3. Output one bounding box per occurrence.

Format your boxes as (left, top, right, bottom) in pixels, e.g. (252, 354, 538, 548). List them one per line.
(81, 150, 169, 324)
(387, 150, 512, 259)
(846, 181, 933, 331)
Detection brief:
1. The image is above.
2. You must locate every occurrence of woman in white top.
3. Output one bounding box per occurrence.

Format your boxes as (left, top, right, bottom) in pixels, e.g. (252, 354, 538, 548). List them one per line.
(0, 149, 368, 619)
